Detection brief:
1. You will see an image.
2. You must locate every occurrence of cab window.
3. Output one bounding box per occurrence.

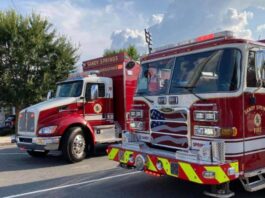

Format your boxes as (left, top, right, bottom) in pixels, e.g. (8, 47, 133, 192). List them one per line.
(247, 51, 257, 87)
(85, 83, 105, 100)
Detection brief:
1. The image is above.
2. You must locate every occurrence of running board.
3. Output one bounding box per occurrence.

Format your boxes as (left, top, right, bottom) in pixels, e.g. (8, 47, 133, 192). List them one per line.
(240, 167, 265, 192)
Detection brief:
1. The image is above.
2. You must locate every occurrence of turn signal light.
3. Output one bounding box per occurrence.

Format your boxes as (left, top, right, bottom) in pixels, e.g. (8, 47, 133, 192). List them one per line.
(220, 127, 237, 137)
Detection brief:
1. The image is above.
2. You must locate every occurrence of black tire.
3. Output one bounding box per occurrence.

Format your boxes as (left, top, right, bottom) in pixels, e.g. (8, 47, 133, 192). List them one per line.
(27, 150, 49, 157)
(62, 127, 87, 163)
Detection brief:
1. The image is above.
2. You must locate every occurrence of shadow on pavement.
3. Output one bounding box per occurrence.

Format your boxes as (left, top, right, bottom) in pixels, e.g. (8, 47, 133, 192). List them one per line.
(0, 167, 263, 198)
(0, 144, 109, 172)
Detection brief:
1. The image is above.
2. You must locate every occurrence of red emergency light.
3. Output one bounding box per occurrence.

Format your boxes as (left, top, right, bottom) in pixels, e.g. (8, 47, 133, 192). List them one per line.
(153, 31, 234, 53)
(196, 33, 215, 42)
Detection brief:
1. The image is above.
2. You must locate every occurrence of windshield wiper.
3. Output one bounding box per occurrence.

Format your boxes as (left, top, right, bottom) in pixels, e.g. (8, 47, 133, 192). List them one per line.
(174, 86, 205, 101)
(136, 91, 154, 104)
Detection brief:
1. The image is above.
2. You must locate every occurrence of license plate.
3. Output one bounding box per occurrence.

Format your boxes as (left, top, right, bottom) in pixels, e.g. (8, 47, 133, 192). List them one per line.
(136, 133, 151, 142)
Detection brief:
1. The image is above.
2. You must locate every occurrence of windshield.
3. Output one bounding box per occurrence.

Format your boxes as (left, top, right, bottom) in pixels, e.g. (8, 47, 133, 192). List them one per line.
(136, 48, 241, 96)
(170, 48, 241, 94)
(136, 58, 175, 95)
(56, 80, 83, 97)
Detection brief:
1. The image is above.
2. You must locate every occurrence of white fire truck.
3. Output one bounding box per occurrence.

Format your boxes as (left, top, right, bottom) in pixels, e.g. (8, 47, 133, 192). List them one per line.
(107, 31, 265, 197)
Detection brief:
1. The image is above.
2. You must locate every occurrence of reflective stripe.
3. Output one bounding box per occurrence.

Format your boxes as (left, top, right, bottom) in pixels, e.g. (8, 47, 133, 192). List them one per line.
(147, 156, 157, 172)
(179, 162, 203, 184)
(229, 162, 239, 173)
(108, 148, 119, 160)
(157, 157, 174, 176)
(120, 151, 133, 163)
(205, 166, 229, 183)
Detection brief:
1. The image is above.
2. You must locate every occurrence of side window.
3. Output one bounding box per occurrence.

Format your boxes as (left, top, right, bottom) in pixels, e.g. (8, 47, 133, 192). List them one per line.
(85, 84, 92, 100)
(98, 83, 105, 97)
(85, 83, 105, 100)
(247, 51, 257, 87)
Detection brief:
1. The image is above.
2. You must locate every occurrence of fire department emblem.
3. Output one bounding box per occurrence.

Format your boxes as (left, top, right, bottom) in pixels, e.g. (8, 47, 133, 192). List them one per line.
(254, 113, 262, 127)
(94, 104, 102, 114)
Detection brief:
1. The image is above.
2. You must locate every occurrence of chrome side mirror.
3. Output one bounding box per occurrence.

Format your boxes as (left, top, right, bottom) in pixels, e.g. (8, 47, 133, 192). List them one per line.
(46, 90, 53, 100)
(255, 50, 265, 84)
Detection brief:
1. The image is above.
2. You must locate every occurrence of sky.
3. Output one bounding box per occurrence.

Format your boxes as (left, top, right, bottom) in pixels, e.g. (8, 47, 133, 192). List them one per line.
(1, 0, 265, 68)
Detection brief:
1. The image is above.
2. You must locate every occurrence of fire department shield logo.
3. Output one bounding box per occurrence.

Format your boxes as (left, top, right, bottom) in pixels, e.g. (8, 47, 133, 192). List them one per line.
(94, 104, 102, 114)
(254, 113, 262, 127)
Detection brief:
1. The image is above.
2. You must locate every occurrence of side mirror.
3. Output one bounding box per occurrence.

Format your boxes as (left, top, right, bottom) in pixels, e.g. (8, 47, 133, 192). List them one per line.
(86, 84, 98, 101)
(255, 50, 265, 84)
(47, 90, 53, 100)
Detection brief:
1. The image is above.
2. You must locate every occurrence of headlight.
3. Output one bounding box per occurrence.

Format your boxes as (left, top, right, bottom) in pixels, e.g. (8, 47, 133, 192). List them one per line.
(130, 121, 144, 131)
(194, 126, 220, 137)
(38, 126, 57, 135)
(194, 111, 218, 122)
(194, 112, 204, 120)
(130, 110, 143, 118)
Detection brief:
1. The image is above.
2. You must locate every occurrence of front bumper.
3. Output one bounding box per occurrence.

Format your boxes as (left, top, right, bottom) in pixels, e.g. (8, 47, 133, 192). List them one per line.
(107, 142, 239, 185)
(15, 136, 61, 151)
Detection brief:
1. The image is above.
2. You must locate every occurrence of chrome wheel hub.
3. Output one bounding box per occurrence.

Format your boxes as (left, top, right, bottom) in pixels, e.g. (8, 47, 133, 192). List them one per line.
(72, 134, 85, 158)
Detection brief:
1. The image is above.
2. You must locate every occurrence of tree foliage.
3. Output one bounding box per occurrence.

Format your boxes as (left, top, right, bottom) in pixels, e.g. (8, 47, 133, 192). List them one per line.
(0, 10, 79, 113)
(103, 45, 140, 61)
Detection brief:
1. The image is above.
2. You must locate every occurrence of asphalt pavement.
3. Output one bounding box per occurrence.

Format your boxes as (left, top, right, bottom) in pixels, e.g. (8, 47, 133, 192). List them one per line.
(0, 145, 264, 198)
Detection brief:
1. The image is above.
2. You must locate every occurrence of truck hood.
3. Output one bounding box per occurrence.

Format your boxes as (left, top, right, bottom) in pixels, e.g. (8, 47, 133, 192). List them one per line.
(21, 97, 78, 113)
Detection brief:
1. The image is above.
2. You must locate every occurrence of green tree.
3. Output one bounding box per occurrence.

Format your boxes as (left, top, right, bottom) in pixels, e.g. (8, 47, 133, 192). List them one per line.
(103, 45, 140, 61)
(0, 10, 79, 116)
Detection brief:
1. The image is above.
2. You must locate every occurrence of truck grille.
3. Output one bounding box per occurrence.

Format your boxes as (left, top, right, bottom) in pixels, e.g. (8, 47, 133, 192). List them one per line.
(150, 108, 190, 150)
(18, 111, 35, 133)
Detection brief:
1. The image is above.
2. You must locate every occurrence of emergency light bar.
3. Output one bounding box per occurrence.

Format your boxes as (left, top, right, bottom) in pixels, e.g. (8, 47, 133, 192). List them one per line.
(153, 31, 234, 53)
(87, 70, 100, 76)
(67, 70, 100, 79)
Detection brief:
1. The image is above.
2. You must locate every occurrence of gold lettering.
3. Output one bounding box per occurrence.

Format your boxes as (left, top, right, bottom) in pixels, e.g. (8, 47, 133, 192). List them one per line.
(254, 127, 262, 134)
(244, 106, 256, 114)
(85, 55, 119, 68)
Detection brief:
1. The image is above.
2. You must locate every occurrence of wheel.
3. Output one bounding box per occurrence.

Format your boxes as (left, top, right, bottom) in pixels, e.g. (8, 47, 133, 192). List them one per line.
(62, 127, 87, 163)
(27, 150, 49, 157)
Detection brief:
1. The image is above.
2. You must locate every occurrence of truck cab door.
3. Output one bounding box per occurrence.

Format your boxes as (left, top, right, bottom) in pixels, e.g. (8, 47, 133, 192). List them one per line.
(243, 50, 265, 172)
(84, 82, 119, 143)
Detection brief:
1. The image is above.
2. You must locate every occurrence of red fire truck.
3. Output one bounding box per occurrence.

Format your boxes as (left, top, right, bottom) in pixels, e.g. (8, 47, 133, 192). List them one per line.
(107, 31, 265, 197)
(15, 52, 140, 163)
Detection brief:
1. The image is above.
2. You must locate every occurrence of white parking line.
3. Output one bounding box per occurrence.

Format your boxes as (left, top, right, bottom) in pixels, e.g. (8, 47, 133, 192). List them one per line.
(3, 171, 141, 198)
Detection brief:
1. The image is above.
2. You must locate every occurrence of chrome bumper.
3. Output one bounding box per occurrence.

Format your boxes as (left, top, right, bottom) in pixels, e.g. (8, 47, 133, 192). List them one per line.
(16, 136, 61, 151)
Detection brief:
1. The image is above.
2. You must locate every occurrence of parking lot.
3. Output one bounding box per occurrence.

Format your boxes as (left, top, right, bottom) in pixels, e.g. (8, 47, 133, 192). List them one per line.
(0, 144, 264, 198)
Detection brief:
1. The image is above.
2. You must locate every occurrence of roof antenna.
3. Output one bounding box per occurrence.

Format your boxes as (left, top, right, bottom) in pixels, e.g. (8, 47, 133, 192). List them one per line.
(145, 28, 152, 54)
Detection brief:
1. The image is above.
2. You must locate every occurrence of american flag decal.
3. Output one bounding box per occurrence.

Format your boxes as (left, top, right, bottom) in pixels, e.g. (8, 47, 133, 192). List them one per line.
(150, 109, 187, 121)
(150, 108, 189, 150)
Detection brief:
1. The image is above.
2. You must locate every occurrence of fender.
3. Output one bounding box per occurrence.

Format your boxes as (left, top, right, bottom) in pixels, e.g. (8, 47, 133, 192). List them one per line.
(57, 115, 95, 141)
(84, 121, 96, 144)
(38, 113, 92, 139)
